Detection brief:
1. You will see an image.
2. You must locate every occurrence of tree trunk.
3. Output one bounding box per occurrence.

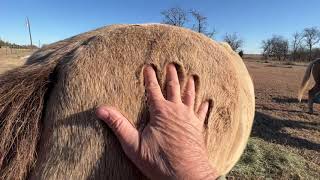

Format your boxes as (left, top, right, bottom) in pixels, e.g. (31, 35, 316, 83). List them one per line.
(309, 45, 312, 61)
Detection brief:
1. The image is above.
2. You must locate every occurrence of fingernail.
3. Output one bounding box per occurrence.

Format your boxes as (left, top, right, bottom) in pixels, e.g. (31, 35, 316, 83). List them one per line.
(167, 63, 174, 70)
(207, 99, 213, 110)
(204, 101, 210, 108)
(144, 64, 153, 70)
(190, 76, 194, 82)
(96, 107, 109, 120)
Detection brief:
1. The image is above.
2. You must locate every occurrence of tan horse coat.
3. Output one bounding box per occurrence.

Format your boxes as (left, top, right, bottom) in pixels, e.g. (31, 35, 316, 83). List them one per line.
(298, 58, 320, 113)
(0, 24, 255, 179)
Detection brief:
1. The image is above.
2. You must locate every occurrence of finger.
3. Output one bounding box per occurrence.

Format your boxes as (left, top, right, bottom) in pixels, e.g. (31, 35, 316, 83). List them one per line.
(96, 106, 139, 152)
(144, 66, 164, 104)
(166, 64, 181, 102)
(197, 101, 209, 122)
(182, 76, 195, 107)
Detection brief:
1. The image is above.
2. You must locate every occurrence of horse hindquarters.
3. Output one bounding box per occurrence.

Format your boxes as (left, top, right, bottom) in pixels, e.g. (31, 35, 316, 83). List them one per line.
(307, 61, 320, 113)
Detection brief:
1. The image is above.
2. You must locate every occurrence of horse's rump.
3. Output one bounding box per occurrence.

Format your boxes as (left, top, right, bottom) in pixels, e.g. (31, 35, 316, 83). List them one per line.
(298, 58, 320, 101)
(0, 24, 255, 180)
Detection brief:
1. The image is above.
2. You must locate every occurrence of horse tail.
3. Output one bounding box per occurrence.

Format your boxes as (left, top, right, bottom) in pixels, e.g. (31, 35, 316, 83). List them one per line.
(0, 37, 90, 179)
(298, 59, 320, 102)
(0, 62, 57, 180)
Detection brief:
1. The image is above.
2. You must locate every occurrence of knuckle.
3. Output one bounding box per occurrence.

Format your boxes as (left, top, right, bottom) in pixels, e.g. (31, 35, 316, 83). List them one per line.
(167, 80, 179, 88)
(109, 117, 124, 132)
(147, 98, 162, 108)
(146, 82, 159, 90)
(184, 90, 195, 97)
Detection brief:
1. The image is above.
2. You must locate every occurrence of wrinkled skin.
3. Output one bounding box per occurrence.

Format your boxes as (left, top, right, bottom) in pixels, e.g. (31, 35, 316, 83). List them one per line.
(96, 64, 217, 180)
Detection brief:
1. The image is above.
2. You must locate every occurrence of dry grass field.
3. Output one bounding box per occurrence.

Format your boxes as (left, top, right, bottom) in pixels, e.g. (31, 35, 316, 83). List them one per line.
(229, 57, 320, 179)
(0, 50, 319, 179)
(0, 48, 32, 73)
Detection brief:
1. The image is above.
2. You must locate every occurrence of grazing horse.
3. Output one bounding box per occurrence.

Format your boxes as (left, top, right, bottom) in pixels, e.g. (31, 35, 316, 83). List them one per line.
(298, 58, 320, 113)
(0, 24, 255, 180)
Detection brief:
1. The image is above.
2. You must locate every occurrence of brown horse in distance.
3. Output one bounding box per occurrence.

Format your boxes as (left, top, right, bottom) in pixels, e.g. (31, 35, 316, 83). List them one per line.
(298, 58, 320, 113)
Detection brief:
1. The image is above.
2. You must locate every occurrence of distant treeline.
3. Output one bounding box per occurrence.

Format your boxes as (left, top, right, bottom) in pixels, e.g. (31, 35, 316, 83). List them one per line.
(261, 27, 320, 62)
(0, 39, 37, 49)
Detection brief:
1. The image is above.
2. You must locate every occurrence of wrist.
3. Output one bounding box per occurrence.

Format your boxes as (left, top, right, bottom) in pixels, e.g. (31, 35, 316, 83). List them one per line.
(175, 158, 218, 180)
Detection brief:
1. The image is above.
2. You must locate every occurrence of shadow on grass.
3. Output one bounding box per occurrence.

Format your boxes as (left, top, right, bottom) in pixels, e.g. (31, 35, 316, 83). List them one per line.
(258, 106, 304, 114)
(252, 111, 320, 151)
(265, 64, 293, 68)
(272, 97, 308, 104)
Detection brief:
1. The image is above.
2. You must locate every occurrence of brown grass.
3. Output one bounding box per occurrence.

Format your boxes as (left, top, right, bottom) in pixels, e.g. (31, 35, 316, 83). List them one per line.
(0, 48, 32, 74)
(228, 58, 320, 179)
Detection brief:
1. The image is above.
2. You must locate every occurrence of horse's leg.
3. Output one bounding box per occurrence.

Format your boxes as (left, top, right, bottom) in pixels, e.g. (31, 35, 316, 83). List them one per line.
(308, 96, 314, 114)
(308, 84, 320, 113)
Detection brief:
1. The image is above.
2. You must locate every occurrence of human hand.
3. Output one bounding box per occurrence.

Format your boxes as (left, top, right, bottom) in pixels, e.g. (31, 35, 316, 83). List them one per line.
(96, 64, 217, 179)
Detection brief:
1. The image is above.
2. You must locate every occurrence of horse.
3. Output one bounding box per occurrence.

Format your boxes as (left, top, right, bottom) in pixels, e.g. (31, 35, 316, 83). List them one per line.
(298, 58, 320, 113)
(0, 24, 255, 179)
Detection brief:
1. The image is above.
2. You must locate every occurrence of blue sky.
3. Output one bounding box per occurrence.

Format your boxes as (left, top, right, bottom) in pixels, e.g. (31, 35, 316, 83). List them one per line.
(1, 0, 320, 53)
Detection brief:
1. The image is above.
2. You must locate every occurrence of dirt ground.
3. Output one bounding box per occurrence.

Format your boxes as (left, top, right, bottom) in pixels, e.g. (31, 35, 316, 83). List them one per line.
(245, 58, 320, 165)
(0, 50, 319, 178)
(0, 48, 32, 73)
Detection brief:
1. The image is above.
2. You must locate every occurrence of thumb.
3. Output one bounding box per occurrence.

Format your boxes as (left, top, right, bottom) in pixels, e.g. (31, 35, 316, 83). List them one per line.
(96, 106, 139, 152)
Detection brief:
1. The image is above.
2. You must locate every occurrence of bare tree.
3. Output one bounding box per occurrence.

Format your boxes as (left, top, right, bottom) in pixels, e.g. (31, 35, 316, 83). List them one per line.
(238, 50, 244, 57)
(161, 7, 187, 27)
(291, 32, 303, 61)
(261, 35, 289, 61)
(223, 33, 244, 52)
(190, 9, 216, 38)
(303, 27, 320, 61)
(274, 37, 289, 61)
(261, 39, 272, 59)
